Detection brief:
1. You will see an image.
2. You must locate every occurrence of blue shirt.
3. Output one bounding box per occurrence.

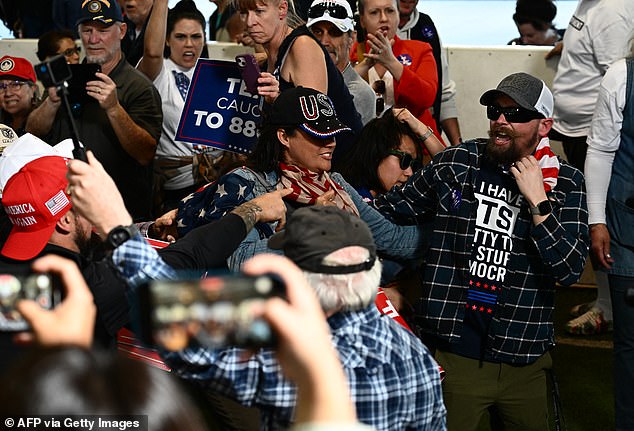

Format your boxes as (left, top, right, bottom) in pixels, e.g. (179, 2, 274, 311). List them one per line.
(112, 234, 446, 431)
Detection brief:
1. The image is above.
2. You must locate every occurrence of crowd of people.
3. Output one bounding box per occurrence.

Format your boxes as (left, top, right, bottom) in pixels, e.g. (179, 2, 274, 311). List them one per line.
(0, 0, 632, 429)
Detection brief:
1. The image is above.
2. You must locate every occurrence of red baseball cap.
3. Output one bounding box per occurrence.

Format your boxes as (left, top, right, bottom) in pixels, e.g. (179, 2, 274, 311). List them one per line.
(0, 56, 36, 83)
(1, 156, 71, 260)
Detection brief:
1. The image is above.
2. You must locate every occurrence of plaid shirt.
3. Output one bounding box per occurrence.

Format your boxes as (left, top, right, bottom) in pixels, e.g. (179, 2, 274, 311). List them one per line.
(112, 235, 446, 430)
(374, 140, 589, 364)
(162, 306, 446, 431)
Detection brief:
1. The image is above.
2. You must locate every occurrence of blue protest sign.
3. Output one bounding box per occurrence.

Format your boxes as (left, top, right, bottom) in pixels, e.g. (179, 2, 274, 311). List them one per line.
(176, 59, 263, 154)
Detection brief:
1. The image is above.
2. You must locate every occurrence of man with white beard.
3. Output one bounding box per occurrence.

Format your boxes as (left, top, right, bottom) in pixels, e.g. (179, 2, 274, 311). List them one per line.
(25, 0, 162, 221)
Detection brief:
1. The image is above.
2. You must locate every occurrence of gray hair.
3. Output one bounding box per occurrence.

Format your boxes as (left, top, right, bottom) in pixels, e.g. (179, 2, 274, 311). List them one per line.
(302, 246, 381, 313)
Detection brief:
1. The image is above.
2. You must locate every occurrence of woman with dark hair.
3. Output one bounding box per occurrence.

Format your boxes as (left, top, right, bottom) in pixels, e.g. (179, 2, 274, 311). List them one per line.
(175, 87, 421, 272)
(0, 346, 208, 431)
(336, 108, 442, 315)
(36, 29, 81, 64)
(137, 0, 244, 213)
(508, 0, 563, 46)
(336, 107, 443, 201)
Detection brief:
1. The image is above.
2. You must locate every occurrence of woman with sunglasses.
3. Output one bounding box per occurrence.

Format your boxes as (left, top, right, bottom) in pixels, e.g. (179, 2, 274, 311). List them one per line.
(335, 107, 442, 316)
(351, 0, 441, 144)
(234, 0, 363, 161)
(36, 30, 81, 64)
(336, 107, 443, 201)
(173, 88, 422, 273)
(0, 56, 40, 137)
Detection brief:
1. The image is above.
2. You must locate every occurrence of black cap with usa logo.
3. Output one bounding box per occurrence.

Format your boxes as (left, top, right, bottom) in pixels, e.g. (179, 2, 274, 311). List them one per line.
(268, 87, 351, 138)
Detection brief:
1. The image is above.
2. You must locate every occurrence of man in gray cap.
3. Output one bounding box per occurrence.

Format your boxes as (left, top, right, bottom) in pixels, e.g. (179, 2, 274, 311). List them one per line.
(306, 0, 376, 125)
(369, 72, 589, 430)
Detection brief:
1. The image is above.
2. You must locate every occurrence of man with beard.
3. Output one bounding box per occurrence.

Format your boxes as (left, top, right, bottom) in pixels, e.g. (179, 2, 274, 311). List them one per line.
(371, 72, 589, 430)
(306, 0, 376, 125)
(0, 154, 128, 354)
(25, 0, 162, 221)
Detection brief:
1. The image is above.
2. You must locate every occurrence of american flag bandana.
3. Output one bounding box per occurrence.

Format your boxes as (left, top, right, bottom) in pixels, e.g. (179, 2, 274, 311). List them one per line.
(534, 137, 560, 192)
(279, 163, 360, 216)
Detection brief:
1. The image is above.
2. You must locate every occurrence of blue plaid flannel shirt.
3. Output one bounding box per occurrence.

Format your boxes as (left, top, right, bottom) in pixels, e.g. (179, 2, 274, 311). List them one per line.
(111, 236, 445, 430)
(374, 139, 589, 364)
(161, 306, 446, 431)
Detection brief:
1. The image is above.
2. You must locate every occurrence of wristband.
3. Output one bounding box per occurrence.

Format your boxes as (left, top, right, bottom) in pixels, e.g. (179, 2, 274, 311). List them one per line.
(419, 126, 434, 142)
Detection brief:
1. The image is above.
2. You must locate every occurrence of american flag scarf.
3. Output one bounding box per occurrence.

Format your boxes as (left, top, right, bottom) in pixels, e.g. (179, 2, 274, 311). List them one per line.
(534, 137, 560, 192)
(278, 163, 360, 216)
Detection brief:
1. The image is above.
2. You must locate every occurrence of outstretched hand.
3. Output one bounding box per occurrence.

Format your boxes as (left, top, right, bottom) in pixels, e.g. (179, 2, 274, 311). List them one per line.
(153, 209, 179, 242)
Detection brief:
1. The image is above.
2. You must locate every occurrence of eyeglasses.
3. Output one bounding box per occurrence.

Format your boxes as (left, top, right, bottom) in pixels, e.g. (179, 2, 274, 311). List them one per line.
(486, 105, 544, 123)
(389, 149, 421, 171)
(60, 46, 81, 58)
(373, 79, 385, 117)
(308, 3, 351, 20)
(0, 81, 31, 94)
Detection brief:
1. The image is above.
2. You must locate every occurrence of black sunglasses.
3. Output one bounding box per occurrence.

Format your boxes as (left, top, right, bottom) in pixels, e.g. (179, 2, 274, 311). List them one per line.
(389, 150, 421, 171)
(308, 3, 350, 19)
(60, 46, 81, 57)
(487, 105, 544, 123)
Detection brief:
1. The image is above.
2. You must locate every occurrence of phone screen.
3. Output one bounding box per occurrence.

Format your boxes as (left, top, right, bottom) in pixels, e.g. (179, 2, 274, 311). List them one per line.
(67, 63, 102, 105)
(0, 272, 61, 332)
(138, 274, 284, 351)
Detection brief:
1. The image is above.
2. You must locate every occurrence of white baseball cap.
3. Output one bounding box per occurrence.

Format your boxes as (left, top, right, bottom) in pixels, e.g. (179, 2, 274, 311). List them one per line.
(0, 133, 76, 197)
(307, 0, 355, 33)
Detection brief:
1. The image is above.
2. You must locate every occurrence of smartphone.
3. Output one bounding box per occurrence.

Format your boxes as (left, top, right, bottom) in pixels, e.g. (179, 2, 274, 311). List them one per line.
(34, 55, 72, 88)
(235, 54, 261, 96)
(138, 274, 285, 351)
(0, 272, 62, 332)
(67, 63, 102, 105)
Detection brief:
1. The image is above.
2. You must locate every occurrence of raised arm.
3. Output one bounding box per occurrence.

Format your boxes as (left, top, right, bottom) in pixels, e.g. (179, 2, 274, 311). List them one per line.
(281, 36, 328, 94)
(136, 0, 168, 81)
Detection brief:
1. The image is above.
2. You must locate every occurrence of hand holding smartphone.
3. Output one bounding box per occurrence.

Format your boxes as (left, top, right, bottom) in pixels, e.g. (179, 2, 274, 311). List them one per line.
(138, 273, 285, 351)
(0, 270, 62, 332)
(68, 63, 102, 105)
(235, 54, 261, 96)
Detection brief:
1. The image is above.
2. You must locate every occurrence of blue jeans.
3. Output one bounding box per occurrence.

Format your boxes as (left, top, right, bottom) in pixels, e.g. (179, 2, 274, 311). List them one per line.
(610, 275, 634, 431)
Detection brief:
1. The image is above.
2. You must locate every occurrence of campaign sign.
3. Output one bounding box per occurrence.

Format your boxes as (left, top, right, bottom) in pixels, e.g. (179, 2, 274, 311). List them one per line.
(176, 59, 263, 154)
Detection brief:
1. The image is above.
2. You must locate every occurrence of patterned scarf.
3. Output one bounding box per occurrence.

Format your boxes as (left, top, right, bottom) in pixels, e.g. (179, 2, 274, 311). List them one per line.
(534, 137, 560, 192)
(278, 163, 360, 216)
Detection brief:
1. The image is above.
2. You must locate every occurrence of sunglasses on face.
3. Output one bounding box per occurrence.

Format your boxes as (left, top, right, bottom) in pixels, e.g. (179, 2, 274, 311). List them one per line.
(308, 3, 351, 20)
(0, 80, 30, 94)
(486, 105, 544, 123)
(389, 149, 421, 171)
(60, 46, 81, 57)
